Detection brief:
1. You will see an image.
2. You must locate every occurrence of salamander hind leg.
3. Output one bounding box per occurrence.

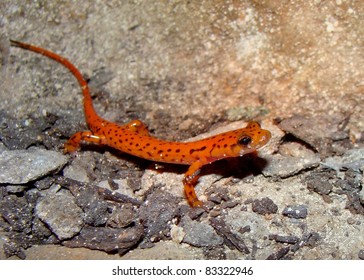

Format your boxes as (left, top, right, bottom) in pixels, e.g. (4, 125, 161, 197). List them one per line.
(183, 161, 204, 207)
(64, 131, 106, 153)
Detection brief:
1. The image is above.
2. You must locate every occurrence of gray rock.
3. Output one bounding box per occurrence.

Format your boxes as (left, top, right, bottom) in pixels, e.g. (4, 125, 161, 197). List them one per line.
(62, 224, 144, 254)
(252, 197, 278, 215)
(0, 148, 67, 184)
(35, 190, 84, 240)
(62, 151, 96, 183)
(282, 205, 308, 219)
(181, 216, 223, 247)
(304, 171, 334, 195)
(210, 217, 250, 253)
(73, 186, 109, 227)
(262, 143, 320, 178)
(322, 148, 364, 174)
(0, 142, 7, 153)
(359, 187, 364, 205)
(358, 249, 364, 260)
(5, 185, 27, 194)
(139, 189, 180, 242)
(0, 195, 33, 233)
(107, 204, 136, 228)
(278, 115, 349, 156)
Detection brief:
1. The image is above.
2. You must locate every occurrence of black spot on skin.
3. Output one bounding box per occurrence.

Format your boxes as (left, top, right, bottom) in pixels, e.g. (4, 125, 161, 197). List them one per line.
(223, 144, 228, 148)
(175, 149, 180, 153)
(190, 146, 207, 154)
(146, 143, 151, 147)
(167, 148, 172, 152)
(118, 139, 123, 143)
(157, 150, 163, 154)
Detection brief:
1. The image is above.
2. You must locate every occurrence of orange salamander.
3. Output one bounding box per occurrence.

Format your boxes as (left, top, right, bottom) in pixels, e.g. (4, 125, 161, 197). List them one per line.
(10, 39, 271, 207)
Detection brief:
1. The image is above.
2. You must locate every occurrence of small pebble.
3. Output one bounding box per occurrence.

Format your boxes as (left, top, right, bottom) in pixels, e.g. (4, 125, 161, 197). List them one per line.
(347, 217, 356, 225)
(252, 197, 278, 215)
(209, 209, 221, 217)
(282, 205, 308, 219)
(358, 249, 364, 260)
(221, 200, 239, 209)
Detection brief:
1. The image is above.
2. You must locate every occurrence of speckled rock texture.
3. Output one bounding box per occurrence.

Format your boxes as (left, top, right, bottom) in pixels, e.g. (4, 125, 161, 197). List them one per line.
(0, 0, 363, 260)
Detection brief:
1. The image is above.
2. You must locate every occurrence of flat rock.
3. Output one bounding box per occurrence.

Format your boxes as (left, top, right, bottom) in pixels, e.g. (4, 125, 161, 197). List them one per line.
(139, 189, 180, 242)
(62, 151, 97, 183)
(63, 224, 144, 254)
(322, 148, 364, 174)
(35, 190, 84, 240)
(210, 217, 250, 253)
(71, 185, 110, 227)
(0, 148, 68, 184)
(262, 142, 320, 178)
(181, 216, 223, 247)
(278, 115, 350, 156)
(0, 195, 33, 233)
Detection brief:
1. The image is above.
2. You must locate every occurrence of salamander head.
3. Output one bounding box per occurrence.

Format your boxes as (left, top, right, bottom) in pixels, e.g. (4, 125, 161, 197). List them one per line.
(231, 121, 271, 156)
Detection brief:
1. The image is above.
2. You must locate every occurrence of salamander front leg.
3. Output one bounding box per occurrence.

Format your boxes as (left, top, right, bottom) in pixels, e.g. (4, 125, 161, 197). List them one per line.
(183, 161, 204, 207)
(125, 119, 150, 136)
(64, 131, 106, 153)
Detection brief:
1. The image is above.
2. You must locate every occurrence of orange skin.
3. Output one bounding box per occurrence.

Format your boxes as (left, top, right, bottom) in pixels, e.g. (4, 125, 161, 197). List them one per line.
(10, 40, 271, 207)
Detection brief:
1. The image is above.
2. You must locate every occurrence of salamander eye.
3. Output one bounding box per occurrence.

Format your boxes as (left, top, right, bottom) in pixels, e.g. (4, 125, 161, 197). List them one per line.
(238, 136, 252, 146)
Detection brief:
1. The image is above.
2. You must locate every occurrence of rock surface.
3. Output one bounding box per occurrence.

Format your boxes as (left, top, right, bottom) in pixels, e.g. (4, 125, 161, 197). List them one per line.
(1, 0, 364, 261)
(35, 190, 84, 240)
(0, 149, 67, 184)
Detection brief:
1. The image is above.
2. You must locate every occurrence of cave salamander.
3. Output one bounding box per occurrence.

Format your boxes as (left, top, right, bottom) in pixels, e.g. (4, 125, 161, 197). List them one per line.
(11, 40, 271, 207)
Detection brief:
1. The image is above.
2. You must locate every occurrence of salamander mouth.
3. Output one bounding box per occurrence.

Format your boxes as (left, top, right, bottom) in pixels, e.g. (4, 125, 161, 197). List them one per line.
(258, 134, 270, 147)
(238, 132, 270, 156)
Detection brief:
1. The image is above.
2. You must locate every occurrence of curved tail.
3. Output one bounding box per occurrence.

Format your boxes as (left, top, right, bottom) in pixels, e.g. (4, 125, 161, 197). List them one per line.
(10, 40, 100, 128)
